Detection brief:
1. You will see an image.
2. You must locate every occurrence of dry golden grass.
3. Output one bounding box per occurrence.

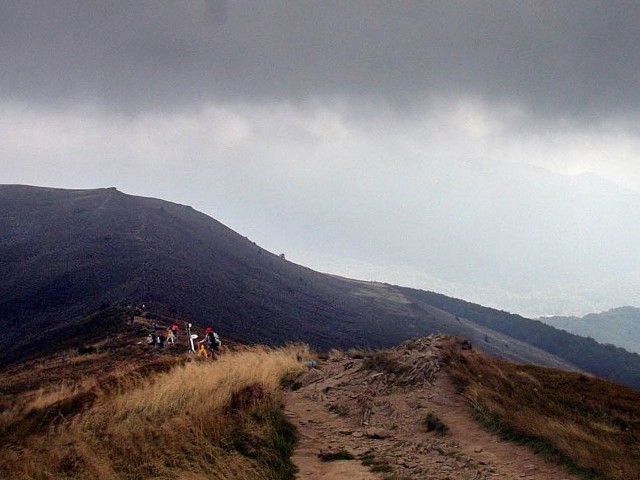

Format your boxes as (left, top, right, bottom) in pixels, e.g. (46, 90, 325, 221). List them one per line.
(0, 348, 180, 445)
(0, 346, 306, 480)
(327, 348, 345, 361)
(24, 376, 99, 412)
(444, 338, 640, 480)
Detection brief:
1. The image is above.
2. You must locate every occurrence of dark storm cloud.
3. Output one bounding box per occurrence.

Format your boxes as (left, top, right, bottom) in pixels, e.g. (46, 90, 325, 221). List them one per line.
(2, 0, 640, 119)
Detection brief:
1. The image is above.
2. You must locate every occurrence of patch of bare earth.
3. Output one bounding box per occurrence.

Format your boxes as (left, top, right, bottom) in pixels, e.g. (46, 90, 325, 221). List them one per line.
(284, 336, 579, 480)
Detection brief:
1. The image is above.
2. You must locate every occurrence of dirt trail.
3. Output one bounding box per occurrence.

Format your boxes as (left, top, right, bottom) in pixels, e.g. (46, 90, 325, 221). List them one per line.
(284, 336, 578, 480)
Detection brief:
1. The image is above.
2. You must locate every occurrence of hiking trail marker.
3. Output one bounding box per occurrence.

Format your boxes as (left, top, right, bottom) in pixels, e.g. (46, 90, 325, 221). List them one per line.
(186, 323, 196, 353)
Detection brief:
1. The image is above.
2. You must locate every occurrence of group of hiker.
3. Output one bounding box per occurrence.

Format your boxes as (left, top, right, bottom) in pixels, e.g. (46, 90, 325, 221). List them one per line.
(147, 320, 222, 358)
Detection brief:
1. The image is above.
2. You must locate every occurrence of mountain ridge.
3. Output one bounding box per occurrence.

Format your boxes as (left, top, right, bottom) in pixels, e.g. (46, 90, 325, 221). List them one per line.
(541, 306, 640, 354)
(2, 184, 640, 390)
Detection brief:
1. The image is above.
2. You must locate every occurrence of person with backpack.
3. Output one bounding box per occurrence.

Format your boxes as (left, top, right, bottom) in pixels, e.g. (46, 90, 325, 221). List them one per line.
(200, 327, 221, 357)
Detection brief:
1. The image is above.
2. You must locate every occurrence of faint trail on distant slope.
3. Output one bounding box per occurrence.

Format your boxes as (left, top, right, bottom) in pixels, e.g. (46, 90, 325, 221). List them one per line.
(284, 336, 579, 480)
(97, 192, 113, 210)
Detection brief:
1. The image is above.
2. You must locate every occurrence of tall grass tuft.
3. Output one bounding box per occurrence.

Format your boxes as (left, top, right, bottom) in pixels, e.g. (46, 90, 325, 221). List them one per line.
(0, 346, 306, 480)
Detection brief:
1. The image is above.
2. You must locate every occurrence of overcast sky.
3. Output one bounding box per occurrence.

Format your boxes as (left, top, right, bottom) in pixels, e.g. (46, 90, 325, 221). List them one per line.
(2, 1, 640, 316)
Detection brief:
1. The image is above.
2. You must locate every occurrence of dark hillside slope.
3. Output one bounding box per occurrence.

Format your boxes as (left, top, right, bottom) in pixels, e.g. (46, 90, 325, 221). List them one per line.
(0, 185, 465, 362)
(2, 185, 640, 390)
(403, 288, 640, 390)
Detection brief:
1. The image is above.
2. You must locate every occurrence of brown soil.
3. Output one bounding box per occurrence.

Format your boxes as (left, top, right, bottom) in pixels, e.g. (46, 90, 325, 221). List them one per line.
(284, 336, 579, 480)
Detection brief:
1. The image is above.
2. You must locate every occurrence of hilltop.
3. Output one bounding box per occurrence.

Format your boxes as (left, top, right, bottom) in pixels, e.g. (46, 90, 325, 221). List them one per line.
(2, 185, 640, 391)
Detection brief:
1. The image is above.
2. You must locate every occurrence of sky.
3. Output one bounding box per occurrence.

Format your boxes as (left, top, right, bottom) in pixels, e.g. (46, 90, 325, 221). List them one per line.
(2, 1, 640, 317)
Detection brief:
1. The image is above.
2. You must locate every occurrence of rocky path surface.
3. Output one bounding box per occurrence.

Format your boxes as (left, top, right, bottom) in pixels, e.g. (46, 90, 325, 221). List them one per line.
(284, 336, 579, 480)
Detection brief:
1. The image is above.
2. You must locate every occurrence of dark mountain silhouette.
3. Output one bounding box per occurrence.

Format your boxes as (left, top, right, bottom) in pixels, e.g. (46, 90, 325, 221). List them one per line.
(2, 185, 640, 389)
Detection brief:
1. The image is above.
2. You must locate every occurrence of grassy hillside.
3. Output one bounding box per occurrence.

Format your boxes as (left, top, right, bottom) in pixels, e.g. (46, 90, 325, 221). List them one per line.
(3, 329, 640, 480)
(0, 184, 573, 369)
(403, 288, 640, 390)
(4, 184, 640, 391)
(0, 345, 305, 480)
(443, 338, 640, 480)
(0, 185, 463, 360)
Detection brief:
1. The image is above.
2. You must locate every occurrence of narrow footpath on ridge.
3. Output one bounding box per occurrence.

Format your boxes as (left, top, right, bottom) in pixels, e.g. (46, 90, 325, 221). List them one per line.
(284, 336, 578, 480)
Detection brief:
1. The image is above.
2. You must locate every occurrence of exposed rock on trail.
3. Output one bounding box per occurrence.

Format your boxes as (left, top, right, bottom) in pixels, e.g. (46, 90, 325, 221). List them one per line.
(284, 335, 578, 479)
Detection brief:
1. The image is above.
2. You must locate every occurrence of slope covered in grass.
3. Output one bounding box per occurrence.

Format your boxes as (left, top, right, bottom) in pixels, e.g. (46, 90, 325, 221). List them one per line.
(0, 346, 306, 480)
(0, 184, 620, 386)
(404, 288, 640, 389)
(443, 339, 640, 480)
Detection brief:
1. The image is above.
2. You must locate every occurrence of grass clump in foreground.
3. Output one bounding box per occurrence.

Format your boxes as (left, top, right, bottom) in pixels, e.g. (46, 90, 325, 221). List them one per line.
(443, 338, 640, 480)
(424, 412, 449, 434)
(318, 449, 355, 461)
(360, 451, 393, 473)
(0, 346, 306, 480)
(362, 351, 410, 375)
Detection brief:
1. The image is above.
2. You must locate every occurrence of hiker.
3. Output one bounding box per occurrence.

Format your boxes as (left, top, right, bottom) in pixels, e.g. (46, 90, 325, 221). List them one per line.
(166, 329, 175, 345)
(156, 333, 165, 349)
(197, 343, 210, 358)
(200, 327, 221, 357)
(170, 322, 179, 340)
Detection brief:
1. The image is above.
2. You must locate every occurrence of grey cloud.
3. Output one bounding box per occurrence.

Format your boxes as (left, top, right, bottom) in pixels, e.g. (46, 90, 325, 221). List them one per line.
(2, 1, 640, 121)
(206, 0, 229, 25)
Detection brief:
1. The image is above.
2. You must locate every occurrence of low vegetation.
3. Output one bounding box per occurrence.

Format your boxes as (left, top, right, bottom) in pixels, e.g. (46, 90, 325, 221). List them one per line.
(0, 346, 306, 480)
(424, 412, 449, 434)
(328, 402, 350, 417)
(318, 450, 355, 461)
(360, 451, 393, 473)
(360, 450, 393, 473)
(443, 338, 640, 480)
(406, 288, 640, 390)
(362, 351, 410, 374)
(0, 347, 182, 447)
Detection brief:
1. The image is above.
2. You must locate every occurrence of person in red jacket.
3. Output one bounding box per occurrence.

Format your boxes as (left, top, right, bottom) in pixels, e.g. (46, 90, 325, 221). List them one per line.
(200, 326, 221, 356)
(170, 323, 179, 340)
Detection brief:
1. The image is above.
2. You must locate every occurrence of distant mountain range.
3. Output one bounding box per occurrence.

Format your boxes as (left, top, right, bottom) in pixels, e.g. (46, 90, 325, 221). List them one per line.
(1, 184, 640, 389)
(541, 307, 640, 354)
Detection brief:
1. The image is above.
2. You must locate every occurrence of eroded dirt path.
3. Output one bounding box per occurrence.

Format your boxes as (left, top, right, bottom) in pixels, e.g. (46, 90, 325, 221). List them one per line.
(284, 336, 579, 480)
